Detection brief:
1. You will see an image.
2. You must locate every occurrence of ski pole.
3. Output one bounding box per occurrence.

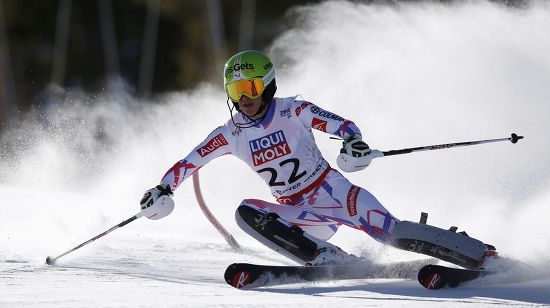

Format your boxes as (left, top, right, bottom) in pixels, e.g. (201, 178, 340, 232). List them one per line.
(379, 133, 523, 157)
(46, 212, 143, 265)
(193, 172, 241, 251)
(333, 133, 523, 158)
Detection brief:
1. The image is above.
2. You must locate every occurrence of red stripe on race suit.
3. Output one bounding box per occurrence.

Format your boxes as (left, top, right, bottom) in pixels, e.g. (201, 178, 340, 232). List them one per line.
(340, 120, 351, 138)
(276, 167, 331, 205)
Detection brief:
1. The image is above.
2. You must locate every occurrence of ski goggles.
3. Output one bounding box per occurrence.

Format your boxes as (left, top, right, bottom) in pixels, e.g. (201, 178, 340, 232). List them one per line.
(225, 78, 265, 102)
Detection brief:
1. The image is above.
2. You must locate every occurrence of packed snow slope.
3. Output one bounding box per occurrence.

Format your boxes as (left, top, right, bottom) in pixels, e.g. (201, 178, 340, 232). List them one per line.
(2, 1, 550, 307)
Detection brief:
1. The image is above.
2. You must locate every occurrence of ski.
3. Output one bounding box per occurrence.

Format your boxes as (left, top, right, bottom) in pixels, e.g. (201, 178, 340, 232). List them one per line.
(225, 258, 433, 289)
(417, 264, 496, 289)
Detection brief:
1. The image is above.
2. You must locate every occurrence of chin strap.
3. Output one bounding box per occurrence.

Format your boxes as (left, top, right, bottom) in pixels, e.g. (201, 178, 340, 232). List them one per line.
(250, 100, 269, 119)
(226, 97, 271, 129)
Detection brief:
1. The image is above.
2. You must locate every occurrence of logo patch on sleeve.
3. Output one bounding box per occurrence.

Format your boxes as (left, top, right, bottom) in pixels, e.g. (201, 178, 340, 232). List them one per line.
(280, 108, 291, 118)
(310, 106, 344, 121)
(312, 118, 328, 132)
(294, 102, 311, 116)
(346, 185, 360, 216)
(249, 130, 291, 166)
(196, 133, 228, 157)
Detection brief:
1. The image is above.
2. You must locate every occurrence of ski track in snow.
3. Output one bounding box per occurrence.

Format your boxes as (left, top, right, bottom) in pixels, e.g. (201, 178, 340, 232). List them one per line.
(2, 238, 550, 307)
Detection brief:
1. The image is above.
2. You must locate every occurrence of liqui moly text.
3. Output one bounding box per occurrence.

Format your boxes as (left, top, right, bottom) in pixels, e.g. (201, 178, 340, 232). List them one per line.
(196, 133, 228, 157)
(249, 130, 291, 166)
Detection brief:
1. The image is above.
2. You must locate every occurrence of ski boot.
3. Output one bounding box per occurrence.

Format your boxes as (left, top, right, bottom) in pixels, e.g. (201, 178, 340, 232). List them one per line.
(476, 244, 499, 270)
(305, 246, 359, 266)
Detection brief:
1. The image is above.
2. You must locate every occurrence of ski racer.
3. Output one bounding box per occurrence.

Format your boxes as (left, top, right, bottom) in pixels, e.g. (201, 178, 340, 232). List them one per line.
(140, 50, 495, 269)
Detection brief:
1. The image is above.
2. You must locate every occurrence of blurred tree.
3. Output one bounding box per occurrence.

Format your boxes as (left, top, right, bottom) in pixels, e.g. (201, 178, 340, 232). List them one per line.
(0, 0, 17, 128)
(1, 0, 302, 122)
(2, 0, 520, 133)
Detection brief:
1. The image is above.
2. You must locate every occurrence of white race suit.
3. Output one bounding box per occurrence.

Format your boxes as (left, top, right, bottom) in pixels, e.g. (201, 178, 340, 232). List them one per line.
(160, 96, 399, 243)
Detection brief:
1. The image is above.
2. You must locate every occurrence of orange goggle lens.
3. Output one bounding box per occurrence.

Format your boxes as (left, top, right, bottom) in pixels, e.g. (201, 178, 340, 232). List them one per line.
(225, 78, 265, 102)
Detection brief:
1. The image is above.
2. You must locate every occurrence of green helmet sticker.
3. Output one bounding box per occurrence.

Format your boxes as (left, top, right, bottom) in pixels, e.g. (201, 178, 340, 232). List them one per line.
(224, 50, 275, 86)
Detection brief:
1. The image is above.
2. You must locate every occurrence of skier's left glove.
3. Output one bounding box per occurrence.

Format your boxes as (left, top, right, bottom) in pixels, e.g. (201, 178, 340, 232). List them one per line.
(337, 135, 382, 172)
(340, 134, 371, 157)
(139, 183, 175, 220)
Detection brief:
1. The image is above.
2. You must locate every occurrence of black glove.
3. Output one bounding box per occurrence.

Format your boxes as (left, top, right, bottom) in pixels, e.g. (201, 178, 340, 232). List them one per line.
(140, 184, 173, 210)
(340, 134, 371, 157)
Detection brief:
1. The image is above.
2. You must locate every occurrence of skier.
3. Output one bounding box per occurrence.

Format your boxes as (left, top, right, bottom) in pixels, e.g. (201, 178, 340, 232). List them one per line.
(140, 50, 495, 269)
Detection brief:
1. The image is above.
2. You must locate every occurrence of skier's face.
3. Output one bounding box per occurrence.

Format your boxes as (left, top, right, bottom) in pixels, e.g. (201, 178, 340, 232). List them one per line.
(238, 95, 263, 117)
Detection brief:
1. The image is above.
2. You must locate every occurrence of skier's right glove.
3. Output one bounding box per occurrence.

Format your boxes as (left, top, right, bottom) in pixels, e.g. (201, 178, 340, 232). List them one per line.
(337, 135, 383, 173)
(139, 184, 175, 220)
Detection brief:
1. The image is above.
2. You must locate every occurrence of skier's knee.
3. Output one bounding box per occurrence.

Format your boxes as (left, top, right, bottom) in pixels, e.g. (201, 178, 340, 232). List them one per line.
(234, 203, 250, 228)
(235, 199, 272, 225)
(234, 202, 317, 264)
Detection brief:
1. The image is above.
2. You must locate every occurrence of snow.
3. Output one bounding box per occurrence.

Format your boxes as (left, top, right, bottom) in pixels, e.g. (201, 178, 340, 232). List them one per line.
(2, 1, 550, 307)
(3, 238, 550, 307)
(3, 239, 550, 307)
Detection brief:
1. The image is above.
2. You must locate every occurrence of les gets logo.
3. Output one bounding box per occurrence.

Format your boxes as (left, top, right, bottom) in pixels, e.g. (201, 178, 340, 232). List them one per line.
(225, 63, 255, 76)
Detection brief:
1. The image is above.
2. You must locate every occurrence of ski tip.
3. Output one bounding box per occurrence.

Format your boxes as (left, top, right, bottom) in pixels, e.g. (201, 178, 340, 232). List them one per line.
(224, 263, 253, 289)
(418, 265, 445, 290)
(229, 270, 252, 289)
(421, 272, 444, 290)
